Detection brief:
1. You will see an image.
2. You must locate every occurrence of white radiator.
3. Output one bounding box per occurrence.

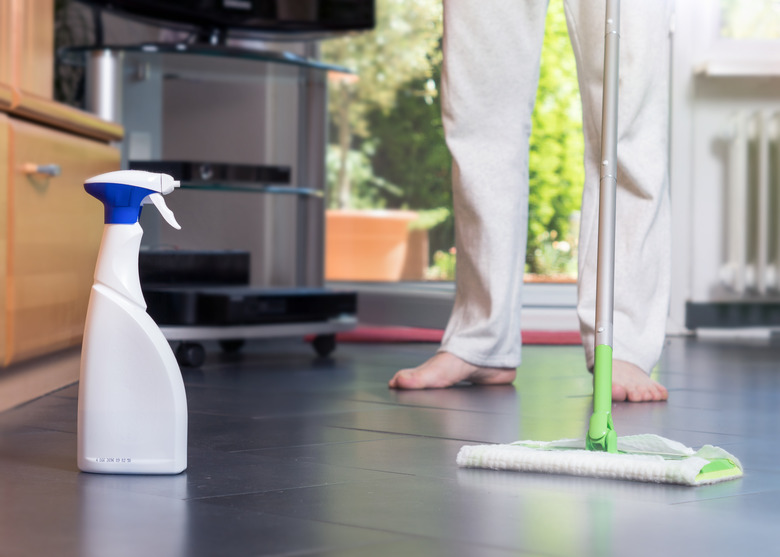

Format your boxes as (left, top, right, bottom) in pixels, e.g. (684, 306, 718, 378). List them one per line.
(721, 111, 780, 296)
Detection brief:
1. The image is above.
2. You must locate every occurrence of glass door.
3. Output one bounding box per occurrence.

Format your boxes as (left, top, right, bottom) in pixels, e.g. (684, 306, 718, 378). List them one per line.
(321, 0, 581, 328)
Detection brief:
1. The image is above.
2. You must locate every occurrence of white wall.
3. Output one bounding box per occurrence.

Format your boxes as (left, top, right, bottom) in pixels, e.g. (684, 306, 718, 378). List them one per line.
(669, 0, 780, 333)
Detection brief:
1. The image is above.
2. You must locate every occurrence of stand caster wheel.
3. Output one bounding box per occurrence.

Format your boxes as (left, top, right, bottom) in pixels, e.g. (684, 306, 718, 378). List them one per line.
(176, 342, 206, 368)
(219, 339, 245, 353)
(312, 334, 336, 358)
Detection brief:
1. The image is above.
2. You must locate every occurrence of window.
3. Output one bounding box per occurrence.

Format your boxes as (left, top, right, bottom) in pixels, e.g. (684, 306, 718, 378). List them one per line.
(720, 0, 780, 39)
(321, 0, 582, 285)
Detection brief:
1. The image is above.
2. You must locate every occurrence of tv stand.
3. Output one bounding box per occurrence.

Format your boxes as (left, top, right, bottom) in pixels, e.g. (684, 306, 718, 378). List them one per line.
(65, 43, 357, 363)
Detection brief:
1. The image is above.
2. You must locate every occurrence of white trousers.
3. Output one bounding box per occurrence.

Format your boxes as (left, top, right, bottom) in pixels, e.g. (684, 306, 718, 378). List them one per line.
(438, 0, 673, 373)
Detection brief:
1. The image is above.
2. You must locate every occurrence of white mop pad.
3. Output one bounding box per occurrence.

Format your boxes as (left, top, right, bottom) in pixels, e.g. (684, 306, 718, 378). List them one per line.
(457, 434, 743, 486)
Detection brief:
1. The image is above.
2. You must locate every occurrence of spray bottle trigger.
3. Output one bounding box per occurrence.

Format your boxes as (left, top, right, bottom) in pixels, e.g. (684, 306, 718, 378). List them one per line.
(148, 193, 181, 230)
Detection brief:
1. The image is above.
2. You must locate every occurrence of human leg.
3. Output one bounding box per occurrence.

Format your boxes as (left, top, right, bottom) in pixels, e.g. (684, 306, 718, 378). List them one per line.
(389, 0, 549, 389)
(564, 0, 673, 400)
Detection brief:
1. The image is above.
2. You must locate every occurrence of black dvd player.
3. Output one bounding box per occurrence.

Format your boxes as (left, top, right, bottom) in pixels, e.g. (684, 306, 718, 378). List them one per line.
(140, 249, 250, 286)
(139, 250, 356, 327)
(143, 286, 357, 326)
(129, 160, 291, 185)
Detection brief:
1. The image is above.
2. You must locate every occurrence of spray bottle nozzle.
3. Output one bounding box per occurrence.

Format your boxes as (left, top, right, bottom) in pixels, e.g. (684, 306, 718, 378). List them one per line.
(149, 193, 181, 229)
(84, 170, 182, 229)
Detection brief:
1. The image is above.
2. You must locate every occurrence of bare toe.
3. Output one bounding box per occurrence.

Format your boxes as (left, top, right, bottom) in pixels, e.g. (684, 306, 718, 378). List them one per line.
(389, 367, 434, 389)
(612, 382, 629, 402)
(611, 360, 668, 403)
(389, 352, 515, 390)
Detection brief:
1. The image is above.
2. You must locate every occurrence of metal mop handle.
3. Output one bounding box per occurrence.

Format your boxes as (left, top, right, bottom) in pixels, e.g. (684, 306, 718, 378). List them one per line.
(587, 0, 619, 453)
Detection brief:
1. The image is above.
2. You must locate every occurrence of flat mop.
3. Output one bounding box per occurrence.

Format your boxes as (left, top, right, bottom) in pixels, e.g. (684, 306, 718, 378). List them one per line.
(456, 0, 742, 486)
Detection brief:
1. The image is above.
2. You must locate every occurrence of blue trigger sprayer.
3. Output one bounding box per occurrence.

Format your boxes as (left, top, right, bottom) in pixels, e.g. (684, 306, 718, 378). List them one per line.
(78, 170, 187, 475)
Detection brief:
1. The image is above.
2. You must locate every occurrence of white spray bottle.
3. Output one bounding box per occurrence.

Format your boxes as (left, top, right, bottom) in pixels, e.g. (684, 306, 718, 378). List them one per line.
(78, 170, 187, 474)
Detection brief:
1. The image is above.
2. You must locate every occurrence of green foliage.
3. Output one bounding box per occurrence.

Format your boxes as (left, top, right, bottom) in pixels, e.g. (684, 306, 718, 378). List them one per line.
(367, 62, 453, 252)
(321, 0, 443, 208)
(425, 248, 457, 281)
(325, 144, 402, 209)
(323, 0, 583, 279)
(526, 0, 584, 275)
(369, 71, 449, 210)
(529, 230, 578, 277)
(321, 0, 442, 138)
(408, 207, 450, 231)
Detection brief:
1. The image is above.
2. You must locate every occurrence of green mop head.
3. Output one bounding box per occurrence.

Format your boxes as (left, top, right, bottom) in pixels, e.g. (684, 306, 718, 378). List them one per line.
(457, 434, 743, 486)
(457, 344, 744, 486)
(455, 345, 744, 486)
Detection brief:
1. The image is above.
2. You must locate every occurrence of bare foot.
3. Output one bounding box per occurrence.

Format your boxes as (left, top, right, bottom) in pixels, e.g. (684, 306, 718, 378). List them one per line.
(388, 351, 516, 389)
(611, 360, 668, 402)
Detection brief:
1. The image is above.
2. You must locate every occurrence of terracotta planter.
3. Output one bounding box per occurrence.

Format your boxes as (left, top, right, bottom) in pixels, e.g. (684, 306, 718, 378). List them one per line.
(399, 228, 430, 281)
(326, 209, 427, 281)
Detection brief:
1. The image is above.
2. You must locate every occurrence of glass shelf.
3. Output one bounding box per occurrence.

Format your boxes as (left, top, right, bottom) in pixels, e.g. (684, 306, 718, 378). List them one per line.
(74, 40, 333, 295)
(61, 43, 351, 84)
(178, 183, 323, 196)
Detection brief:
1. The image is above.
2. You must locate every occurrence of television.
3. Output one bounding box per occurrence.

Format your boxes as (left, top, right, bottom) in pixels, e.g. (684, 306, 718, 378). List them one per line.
(79, 0, 375, 38)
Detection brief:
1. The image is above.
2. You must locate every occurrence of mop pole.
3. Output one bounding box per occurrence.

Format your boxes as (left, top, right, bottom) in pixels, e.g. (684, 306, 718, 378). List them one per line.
(587, 0, 620, 453)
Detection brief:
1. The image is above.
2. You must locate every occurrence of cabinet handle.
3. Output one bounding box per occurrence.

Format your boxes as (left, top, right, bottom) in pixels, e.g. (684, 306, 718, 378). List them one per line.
(23, 163, 62, 177)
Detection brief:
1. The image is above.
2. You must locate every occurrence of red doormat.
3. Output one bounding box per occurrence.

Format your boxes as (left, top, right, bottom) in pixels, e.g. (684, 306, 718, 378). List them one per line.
(321, 326, 581, 345)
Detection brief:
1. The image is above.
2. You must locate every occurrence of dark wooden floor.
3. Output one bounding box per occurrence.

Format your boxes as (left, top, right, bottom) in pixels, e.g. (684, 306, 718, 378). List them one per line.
(2, 336, 779, 556)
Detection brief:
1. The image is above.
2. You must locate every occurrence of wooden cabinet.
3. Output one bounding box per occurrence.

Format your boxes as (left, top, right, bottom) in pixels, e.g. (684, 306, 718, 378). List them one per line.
(0, 0, 123, 409)
(0, 114, 8, 366)
(2, 118, 119, 365)
(14, 0, 54, 99)
(2, 0, 119, 143)
(0, 0, 14, 109)
(1, 0, 53, 100)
